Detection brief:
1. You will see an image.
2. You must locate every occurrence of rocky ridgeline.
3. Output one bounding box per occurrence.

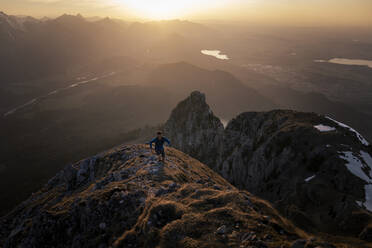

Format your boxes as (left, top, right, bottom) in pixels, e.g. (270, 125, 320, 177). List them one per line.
(0, 145, 341, 248)
(165, 91, 372, 241)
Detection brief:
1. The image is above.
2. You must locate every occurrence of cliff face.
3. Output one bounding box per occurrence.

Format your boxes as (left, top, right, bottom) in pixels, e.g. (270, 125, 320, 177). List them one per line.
(0, 145, 330, 248)
(165, 91, 224, 167)
(165, 91, 372, 240)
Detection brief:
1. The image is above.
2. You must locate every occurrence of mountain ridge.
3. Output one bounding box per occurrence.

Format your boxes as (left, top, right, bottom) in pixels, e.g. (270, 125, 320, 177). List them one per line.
(1, 92, 372, 247)
(0, 144, 329, 248)
(165, 91, 372, 240)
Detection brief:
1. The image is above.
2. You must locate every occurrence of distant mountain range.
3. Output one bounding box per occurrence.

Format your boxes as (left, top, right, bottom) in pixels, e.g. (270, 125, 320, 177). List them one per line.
(0, 11, 214, 84)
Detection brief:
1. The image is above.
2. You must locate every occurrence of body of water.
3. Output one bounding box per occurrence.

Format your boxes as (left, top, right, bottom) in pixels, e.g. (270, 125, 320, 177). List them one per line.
(314, 58, 372, 69)
(201, 50, 229, 60)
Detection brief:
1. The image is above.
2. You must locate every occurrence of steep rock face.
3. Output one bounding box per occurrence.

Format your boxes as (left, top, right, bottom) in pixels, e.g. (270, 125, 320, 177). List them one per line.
(0, 145, 335, 248)
(165, 91, 224, 167)
(0, 12, 23, 44)
(165, 91, 372, 239)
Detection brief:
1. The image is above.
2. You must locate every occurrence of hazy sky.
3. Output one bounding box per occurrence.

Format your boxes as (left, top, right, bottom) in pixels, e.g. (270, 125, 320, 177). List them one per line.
(2, 0, 372, 26)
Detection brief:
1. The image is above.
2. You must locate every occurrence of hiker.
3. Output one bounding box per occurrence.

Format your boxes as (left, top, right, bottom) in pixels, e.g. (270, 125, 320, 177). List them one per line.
(148, 131, 171, 162)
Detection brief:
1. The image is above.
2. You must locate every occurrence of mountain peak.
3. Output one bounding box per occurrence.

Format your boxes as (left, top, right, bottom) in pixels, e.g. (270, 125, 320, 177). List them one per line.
(190, 90, 206, 103)
(166, 92, 372, 240)
(167, 90, 211, 117)
(0, 11, 8, 24)
(0, 144, 322, 247)
(55, 13, 85, 23)
(165, 92, 224, 168)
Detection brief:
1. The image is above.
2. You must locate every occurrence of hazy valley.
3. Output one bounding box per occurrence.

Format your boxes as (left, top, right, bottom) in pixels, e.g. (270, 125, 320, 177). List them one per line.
(1, 8, 372, 247)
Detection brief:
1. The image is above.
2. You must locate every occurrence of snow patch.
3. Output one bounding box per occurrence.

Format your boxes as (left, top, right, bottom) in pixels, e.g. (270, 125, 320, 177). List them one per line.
(365, 184, 372, 211)
(339, 150, 372, 212)
(361, 151, 372, 169)
(305, 175, 316, 182)
(339, 151, 371, 183)
(220, 119, 229, 128)
(326, 116, 369, 146)
(314, 124, 336, 132)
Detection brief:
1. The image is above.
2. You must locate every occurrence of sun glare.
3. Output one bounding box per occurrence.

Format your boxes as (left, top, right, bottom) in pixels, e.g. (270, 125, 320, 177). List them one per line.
(122, 0, 222, 20)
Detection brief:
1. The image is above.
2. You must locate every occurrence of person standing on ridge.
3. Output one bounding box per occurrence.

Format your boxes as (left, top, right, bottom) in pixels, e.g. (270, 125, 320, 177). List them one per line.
(148, 131, 171, 162)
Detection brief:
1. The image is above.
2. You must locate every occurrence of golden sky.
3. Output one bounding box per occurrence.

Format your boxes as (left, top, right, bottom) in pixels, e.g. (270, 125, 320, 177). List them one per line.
(2, 0, 372, 26)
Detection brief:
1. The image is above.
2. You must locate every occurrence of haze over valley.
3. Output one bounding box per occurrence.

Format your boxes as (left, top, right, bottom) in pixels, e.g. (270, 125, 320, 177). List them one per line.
(1, 1, 372, 246)
(2, 8, 372, 212)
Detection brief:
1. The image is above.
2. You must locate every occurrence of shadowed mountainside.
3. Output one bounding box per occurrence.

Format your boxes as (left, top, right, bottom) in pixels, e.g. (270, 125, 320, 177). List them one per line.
(165, 91, 372, 241)
(0, 144, 339, 248)
(1, 94, 372, 247)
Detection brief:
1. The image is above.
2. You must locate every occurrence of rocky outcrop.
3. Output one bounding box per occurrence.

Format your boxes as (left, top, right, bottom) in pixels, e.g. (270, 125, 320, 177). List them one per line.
(165, 91, 224, 167)
(1, 144, 339, 248)
(165, 91, 372, 239)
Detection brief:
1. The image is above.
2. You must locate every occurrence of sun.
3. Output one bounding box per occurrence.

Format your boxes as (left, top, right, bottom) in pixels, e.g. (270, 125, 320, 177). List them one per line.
(122, 0, 213, 20)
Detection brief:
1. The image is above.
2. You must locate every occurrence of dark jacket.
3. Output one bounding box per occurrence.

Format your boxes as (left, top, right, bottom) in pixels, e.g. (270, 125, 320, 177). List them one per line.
(149, 137, 171, 151)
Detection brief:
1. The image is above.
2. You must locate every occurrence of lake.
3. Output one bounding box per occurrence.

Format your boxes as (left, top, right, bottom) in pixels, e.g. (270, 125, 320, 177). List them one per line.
(201, 50, 229, 60)
(314, 58, 372, 69)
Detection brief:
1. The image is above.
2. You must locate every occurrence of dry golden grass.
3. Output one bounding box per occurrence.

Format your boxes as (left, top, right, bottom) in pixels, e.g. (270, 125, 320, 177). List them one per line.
(2, 145, 371, 247)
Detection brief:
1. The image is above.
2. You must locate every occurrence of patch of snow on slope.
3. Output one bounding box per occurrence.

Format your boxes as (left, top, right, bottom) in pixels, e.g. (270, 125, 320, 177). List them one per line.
(365, 185, 372, 211)
(326, 116, 369, 146)
(220, 119, 229, 128)
(339, 150, 372, 211)
(339, 151, 371, 183)
(305, 175, 316, 182)
(314, 124, 336, 132)
(361, 151, 372, 170)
